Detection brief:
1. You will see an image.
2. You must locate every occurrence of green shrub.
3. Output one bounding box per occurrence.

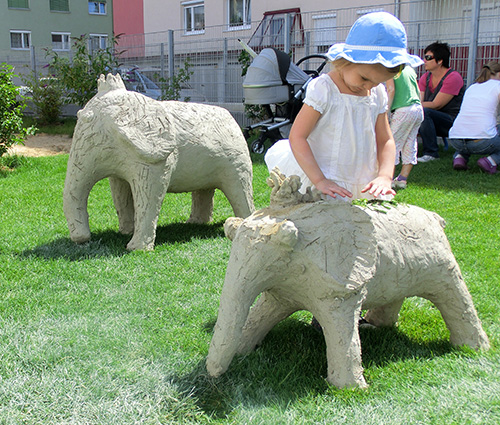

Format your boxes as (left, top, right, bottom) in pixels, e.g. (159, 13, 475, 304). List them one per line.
(47, 34, 121, 107)
(21, 73, 64, 125)
(0, 63, 36, 157)
(157, 59, 194, 101)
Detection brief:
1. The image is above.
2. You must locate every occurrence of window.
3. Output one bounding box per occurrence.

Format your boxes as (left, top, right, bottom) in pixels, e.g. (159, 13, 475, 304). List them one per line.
(50, 0, 69, 12)
(183, 1, 205, 34)
(52, 32, 71, 50)
(312, 14, 336, 53)
(228, 0, 251, 28)
(89, 34, 108, 53)
(10, 30, 31, 50)
(89, 1, 106, 15)
(8, 0, 29, 9)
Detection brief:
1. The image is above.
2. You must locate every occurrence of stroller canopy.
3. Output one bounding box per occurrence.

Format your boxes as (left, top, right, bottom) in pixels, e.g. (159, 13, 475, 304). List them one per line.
(243, 48, 309, 89)
(243, 48, 310, 105)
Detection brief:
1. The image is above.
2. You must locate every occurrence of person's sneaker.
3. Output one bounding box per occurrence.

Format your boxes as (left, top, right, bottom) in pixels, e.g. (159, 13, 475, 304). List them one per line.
(417, 155, 439, 163)
(453, 156, 468, 170)
(391, 175, 407, 189)
(477, 157, 497, 174)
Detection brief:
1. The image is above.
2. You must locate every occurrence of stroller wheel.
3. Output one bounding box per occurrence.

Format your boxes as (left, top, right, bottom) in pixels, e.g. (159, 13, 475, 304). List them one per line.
(251, 139, 265, 154)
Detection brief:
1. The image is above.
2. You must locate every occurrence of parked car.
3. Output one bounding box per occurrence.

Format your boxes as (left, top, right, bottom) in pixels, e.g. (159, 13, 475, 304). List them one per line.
(118, 67, 162, 100)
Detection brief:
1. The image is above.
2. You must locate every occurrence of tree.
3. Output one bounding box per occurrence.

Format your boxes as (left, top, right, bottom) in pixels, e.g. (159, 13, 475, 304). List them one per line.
(0, 64, 36, 157)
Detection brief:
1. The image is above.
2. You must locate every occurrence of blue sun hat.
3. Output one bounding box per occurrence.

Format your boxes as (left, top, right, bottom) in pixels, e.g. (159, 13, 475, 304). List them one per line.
(326, 12, 423, 68)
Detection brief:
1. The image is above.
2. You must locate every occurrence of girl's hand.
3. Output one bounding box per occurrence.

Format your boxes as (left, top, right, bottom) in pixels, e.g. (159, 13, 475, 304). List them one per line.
(315, 178, 353, 199)
(361, 176, 396, 198)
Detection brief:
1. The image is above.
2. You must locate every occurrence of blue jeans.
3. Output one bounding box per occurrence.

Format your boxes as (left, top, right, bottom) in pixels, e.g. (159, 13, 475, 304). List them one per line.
(449, 126, 500, 164)
(419, 108, 455, 158)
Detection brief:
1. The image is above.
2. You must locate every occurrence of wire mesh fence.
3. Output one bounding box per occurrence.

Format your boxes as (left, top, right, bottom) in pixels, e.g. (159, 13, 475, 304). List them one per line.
(2, 0, 499, 125)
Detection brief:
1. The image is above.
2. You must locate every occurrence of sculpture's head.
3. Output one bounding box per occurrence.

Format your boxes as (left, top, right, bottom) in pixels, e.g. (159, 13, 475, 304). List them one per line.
(267, 167, 321, 207)
(97, 73, 127, 94)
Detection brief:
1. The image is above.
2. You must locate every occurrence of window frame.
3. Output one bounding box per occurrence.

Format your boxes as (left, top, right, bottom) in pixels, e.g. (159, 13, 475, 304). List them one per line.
(10, 30, 31, 50)
(227, 0, 251, 30)
(50, 0, 69, 12)
(8, 0, 29, 10)
(88, 1, 107, 15)
(51, 32, 71, 51)
(312, 13, 337, 54)
(88, 33, 108, 53)
(183, 1, 205, 35)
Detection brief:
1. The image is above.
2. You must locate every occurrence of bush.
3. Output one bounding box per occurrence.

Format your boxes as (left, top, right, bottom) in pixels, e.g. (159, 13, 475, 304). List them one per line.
(47, 34, 121, 107)
(21, 73, 64, 125)
(0, 63, 36, 157)
(157, 59, 194, 101)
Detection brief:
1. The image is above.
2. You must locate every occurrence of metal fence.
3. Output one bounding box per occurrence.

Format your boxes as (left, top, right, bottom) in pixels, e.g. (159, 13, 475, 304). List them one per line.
(2, 0, 499, 126)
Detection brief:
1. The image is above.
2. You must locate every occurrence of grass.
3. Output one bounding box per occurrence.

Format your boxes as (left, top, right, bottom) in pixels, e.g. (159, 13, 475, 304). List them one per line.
(0, 147, 498, 424)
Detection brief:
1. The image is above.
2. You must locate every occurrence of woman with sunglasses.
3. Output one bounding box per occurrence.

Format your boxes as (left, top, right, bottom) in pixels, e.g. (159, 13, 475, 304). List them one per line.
(417, 42, 465, 162)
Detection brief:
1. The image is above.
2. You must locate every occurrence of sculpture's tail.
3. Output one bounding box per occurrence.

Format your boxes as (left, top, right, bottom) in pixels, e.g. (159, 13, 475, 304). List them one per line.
(97, 73, 126, 94)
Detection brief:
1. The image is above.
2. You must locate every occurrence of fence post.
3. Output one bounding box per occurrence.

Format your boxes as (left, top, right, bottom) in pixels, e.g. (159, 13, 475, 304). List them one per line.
(305, 31, 311, 58)
(30, 45, 37, 77)
(160, 42, 165, 80)
(284, 13, 291, 54)
(222, 38, 228, 103)
(467, 0, 481, 87)
(168, 30, 175, 89)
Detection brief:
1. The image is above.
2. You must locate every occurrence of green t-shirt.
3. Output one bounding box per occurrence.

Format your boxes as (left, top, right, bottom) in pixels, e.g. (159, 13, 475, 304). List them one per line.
(391, 66, 421, 111)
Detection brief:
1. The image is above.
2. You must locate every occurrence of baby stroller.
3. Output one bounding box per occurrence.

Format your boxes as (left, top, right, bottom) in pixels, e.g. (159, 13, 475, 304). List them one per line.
(242, 48, 328, 154)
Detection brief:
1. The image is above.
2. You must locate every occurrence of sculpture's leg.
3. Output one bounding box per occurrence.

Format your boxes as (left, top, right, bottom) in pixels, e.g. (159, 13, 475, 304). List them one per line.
(187, 189, 215, 223)
(218, 167, 254, 218)
(312, 290, 368, 389)
(237, 291, 299, 355)
(63, 151, 106, 244)
(109, 177, 134, 235)
(363, 299, 405, 327)
(420, 270, 490, 350)
(126, 162, 170, 251)
(206, 283, 265, 378)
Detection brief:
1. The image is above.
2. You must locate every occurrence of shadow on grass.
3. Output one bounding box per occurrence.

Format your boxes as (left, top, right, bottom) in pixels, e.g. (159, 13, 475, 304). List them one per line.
(20, 221, 226, 260)
(155, 221, 225, 245)
(176, 317, 456, 418)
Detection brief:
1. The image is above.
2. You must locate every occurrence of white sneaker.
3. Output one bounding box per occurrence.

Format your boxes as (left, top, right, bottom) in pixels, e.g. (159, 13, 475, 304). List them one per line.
(417, 155, 439, 163)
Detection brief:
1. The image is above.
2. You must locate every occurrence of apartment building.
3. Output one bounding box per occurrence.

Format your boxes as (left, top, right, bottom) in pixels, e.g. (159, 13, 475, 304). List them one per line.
(3, 1, 113, 57)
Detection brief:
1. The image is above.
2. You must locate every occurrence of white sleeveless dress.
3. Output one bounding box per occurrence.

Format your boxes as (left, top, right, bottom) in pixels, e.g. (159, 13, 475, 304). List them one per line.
(265, 73, 391, 202)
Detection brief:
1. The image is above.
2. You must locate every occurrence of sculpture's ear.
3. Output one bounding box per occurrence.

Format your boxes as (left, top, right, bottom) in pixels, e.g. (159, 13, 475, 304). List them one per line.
(260, 219, 299, 250)
(224, 217, 244, 241)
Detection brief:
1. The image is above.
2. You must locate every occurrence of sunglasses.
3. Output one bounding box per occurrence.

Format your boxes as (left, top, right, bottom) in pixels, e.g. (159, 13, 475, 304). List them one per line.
(424, 55, 435, 61)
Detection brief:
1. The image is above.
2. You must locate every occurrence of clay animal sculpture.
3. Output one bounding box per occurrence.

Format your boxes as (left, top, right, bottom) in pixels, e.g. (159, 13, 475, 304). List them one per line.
(206, 168, 490, 388)
(63, 73, 254, 250)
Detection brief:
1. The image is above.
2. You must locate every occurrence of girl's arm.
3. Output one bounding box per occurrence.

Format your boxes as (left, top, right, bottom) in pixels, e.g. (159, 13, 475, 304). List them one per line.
(289, 104, 353, 198)
(386, 78, 395, 111)
(361, 112, 396, 197)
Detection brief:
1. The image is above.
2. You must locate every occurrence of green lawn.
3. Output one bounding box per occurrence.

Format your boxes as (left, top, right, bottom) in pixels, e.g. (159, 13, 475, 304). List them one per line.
(0, 148, 498, 424)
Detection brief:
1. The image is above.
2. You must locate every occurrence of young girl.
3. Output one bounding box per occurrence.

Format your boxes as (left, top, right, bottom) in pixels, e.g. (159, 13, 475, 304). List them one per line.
(265, 12, 423, 201)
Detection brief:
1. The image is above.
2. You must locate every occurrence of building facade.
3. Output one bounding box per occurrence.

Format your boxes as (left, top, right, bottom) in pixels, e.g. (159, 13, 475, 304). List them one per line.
(2, 0, 113, 73)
